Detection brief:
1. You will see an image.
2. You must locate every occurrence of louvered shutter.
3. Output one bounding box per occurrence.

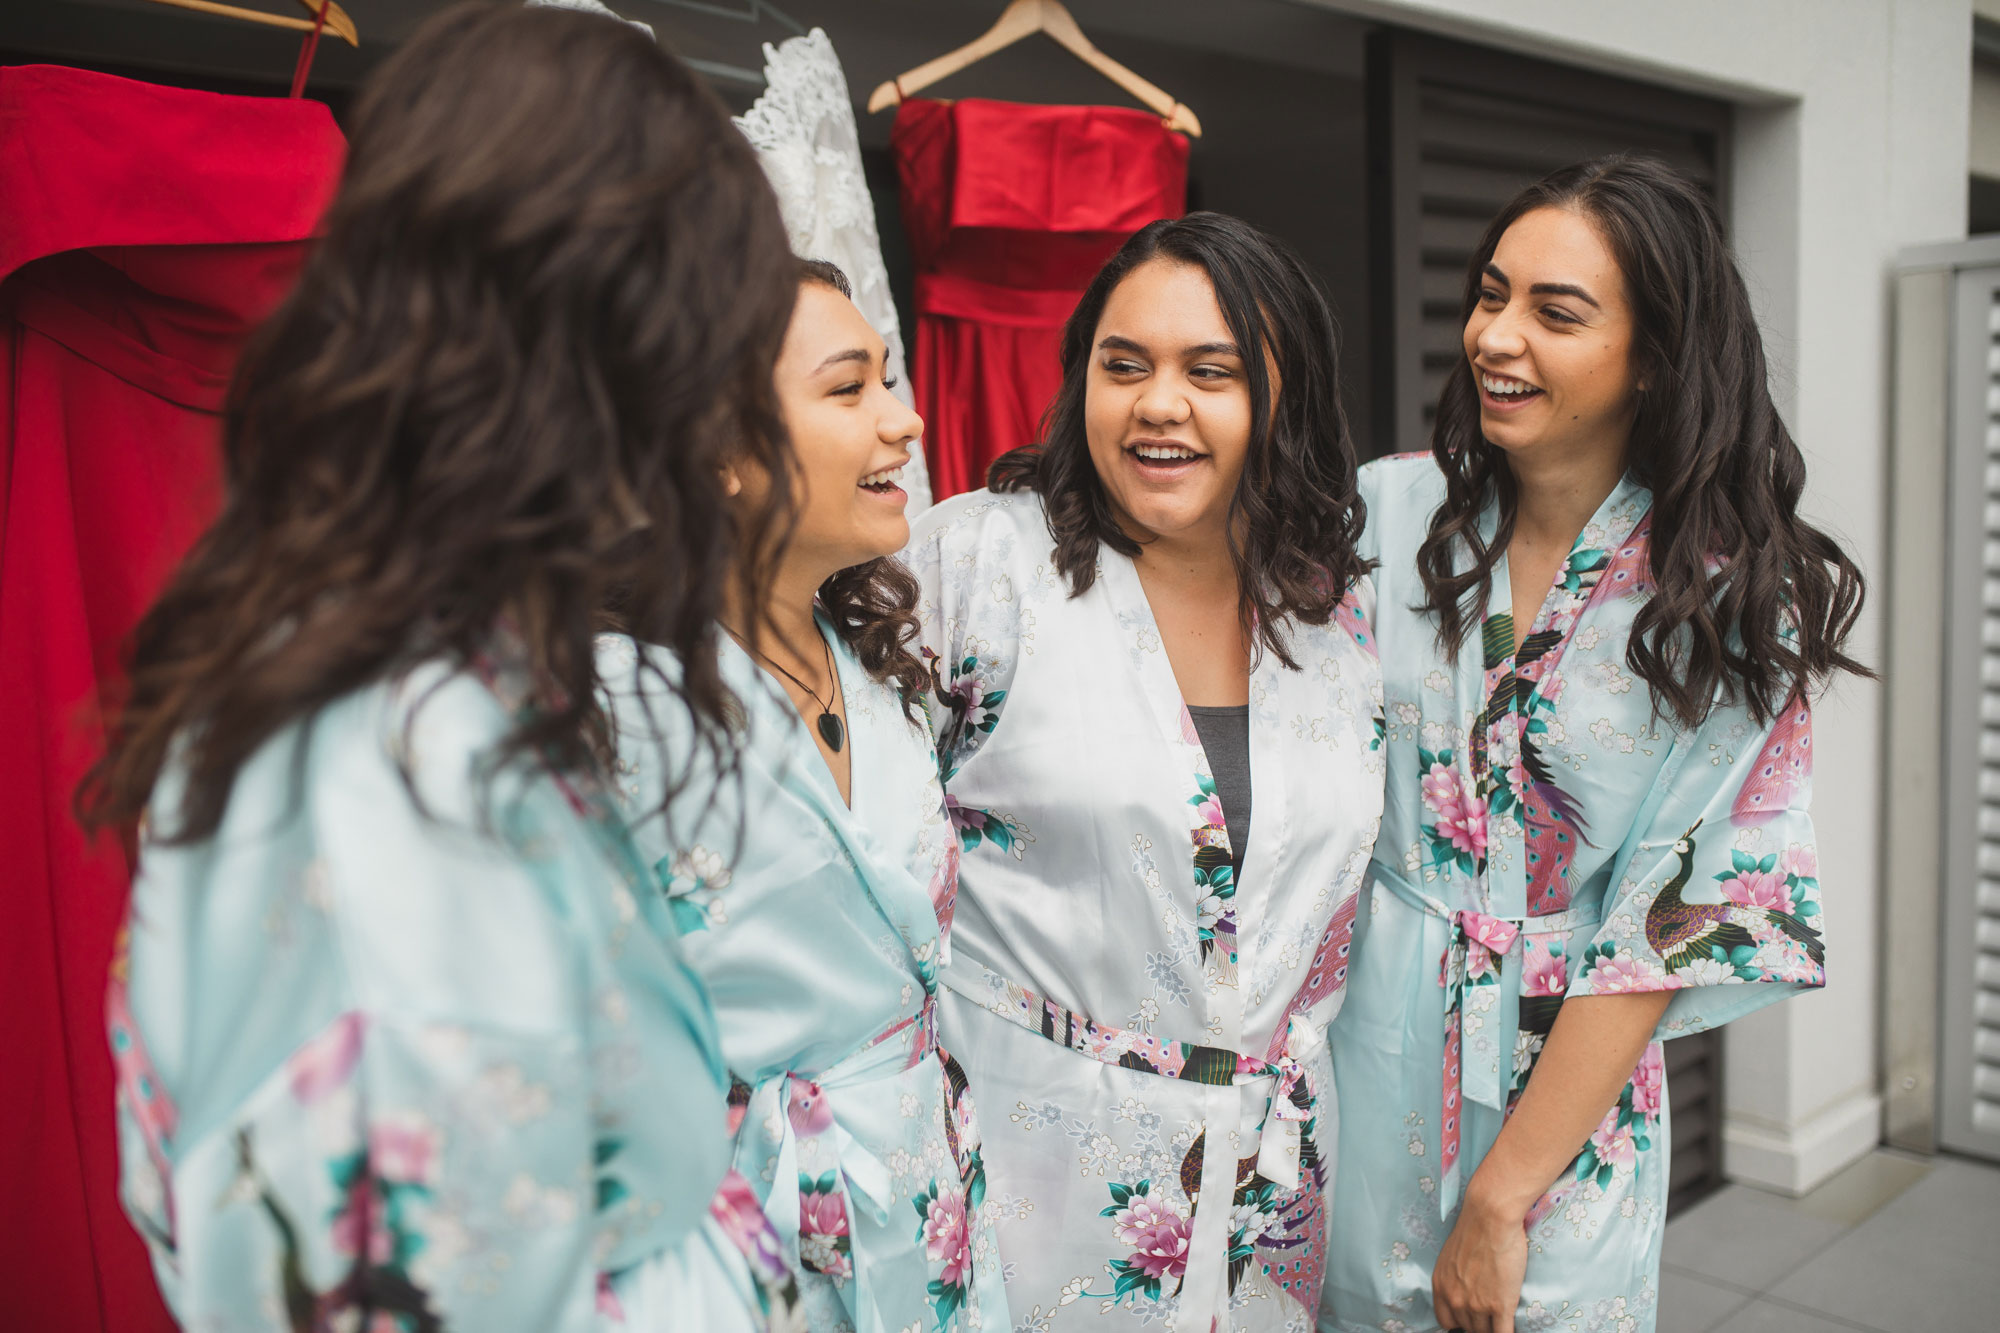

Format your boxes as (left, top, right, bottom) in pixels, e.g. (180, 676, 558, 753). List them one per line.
(1941, 262, 2000, 1163)
(1366, 32, 1732, 456)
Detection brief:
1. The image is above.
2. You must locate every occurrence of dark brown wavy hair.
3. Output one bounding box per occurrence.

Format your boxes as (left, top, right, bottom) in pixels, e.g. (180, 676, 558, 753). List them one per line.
(80, 3, 798, 842)
(1415, 155, 1868, 728)
(989, 212, 1370, 668)
(791, 259, 928, 716)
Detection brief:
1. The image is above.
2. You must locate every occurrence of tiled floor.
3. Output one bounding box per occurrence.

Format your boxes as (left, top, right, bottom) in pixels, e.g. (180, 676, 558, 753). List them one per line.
(1659, 1149, 2000, 1332)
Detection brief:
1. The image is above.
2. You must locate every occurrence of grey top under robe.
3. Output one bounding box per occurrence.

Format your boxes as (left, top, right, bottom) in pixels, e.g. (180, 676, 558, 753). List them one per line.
(1186, 703, 1251, 874)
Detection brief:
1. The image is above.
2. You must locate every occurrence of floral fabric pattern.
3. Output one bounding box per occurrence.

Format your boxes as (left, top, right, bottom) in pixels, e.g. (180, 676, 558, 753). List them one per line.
(1320, 456, 1830, 1333)
(907, 489, 1384, 1329)
(111, 655, 767, 1333)
(599, 627, 1007, 1333)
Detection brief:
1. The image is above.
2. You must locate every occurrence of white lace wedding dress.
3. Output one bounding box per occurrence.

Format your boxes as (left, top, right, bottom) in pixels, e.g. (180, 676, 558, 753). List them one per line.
(735, 29, 932, 517)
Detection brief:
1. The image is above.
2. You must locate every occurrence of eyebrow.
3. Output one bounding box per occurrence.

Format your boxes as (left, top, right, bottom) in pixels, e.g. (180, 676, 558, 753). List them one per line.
(1483, 263, 1602, 310)
(814, 348, 874, 373)
(1098, 335, 1243, 358)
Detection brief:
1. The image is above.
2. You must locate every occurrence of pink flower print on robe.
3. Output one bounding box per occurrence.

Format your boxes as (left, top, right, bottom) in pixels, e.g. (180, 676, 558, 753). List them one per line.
(1581, 953, 1676, 994)
(1112, 1195, 1192, 1282)
(1721, 867, 1795, 914)
(1629, 1045, 1665, 1121)
(1422, 763, 1488, 858)
(921, 1187, 971, 1288)
(1424, 764, 1488, 856)
(369, 1114, 440, 1185)
(798, 1179, 853, 1282)
(1779, 843, 1818, 879)
(1194, 791, 1226, 833)
(1588, 1114, 1639, 1169)
(1521, 939, 1570, 998)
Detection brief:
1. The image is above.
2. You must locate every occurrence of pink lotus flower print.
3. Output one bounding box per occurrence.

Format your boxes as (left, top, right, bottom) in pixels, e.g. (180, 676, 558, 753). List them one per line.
(1195, 791, 1226, 831)
(1582, 953, 1673, 994)
(1422, 763, 1488, 857)
(1522, 942, 1569, 997)
(798, 1185, 849, 1241)
(1779, 843, 1818, 879)
(288, 1011, 364, 1105)
(1421, 762, 1462, 818)
(921, 1186, 971, 1288)
(369, 1113, 438, 1185)
(1589, 1119, 1639, 1169)
(1629, 1047, 1665, 1119)
(1721, 868, 1794, 914)
(1112, 1195, 1193, 1281)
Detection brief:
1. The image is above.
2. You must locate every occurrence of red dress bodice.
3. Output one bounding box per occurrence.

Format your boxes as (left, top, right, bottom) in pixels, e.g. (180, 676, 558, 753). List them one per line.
(892, 98, 1188, 499)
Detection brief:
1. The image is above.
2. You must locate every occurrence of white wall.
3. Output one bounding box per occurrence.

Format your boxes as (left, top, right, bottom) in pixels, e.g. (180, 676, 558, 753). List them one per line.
(1305, 0, 1973, 1194)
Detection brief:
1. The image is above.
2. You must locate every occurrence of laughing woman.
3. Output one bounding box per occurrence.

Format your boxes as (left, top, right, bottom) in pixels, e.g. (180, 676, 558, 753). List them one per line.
(598, 261, 1008, 1333)
(907, 213, 1383, 1330)
(1320, 156, 1864, 1333)
(81, 8, 804, 1330)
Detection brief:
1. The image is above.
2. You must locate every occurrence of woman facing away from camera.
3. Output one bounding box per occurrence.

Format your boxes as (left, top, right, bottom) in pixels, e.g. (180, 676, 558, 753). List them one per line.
(1319, 155, 1864, 1333)
(905, 213, 1385, 1330)
(596, 260, 1008, 1333)
(80, 7, 806, 1329)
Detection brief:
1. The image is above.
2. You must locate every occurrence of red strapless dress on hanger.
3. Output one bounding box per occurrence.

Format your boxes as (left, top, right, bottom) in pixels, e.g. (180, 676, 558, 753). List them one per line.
(0, 64, 343, 1330)
(892, 98, 1188, 500)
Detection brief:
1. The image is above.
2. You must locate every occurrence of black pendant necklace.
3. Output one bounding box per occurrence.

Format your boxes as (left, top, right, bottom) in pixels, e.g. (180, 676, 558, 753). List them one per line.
(735, 625, 844, 752)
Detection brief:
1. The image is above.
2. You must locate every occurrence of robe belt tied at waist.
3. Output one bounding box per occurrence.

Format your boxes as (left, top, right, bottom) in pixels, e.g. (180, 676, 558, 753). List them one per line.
(1371, 868, 1600, 1217)
(939, 957, 1322, 1193)
(744, 997, 940, 1333)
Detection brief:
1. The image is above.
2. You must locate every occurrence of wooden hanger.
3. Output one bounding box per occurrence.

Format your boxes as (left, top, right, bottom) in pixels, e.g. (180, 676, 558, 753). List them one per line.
(866, 0, 1200, 137)
(138, 0, 361, 48)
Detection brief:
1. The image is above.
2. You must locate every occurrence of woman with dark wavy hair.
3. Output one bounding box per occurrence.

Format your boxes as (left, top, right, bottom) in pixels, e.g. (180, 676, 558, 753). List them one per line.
(907, 213, 1383, 1328)
(80, 6, 804, 1329)
(598, 260, 1008, 1332)
(1320, 156, 1861, 1333)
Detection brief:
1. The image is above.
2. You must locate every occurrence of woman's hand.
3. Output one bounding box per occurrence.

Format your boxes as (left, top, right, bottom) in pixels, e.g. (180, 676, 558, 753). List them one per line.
(1431, 1188, 1531, 1333)
(1427, 990, 1672, 1333)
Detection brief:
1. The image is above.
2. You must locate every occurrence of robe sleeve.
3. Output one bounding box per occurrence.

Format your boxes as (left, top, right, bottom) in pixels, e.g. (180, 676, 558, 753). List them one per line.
(1563, 691, 1827, 1040)
(903, 496, 1030, 786)
(117, 682, 731, 1332)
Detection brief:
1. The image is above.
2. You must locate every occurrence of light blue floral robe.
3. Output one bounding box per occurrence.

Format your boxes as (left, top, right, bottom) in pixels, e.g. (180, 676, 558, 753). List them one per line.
(111, 651, 788, 1333)
(598, 626, 1009, 1333)
(1319, 455, 1829, 1333)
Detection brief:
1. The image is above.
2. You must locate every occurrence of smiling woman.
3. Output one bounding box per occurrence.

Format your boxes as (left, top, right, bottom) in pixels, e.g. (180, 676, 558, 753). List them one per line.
(905, 213, 1385, 1329)
(595, 258, 1009, 1333)
(1321, 155, 1865, 1333)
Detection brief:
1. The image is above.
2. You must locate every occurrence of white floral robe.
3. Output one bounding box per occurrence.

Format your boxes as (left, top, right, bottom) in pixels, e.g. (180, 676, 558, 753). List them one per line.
(598, 627, 1008, 1333)
(906, 489, 1385, 1332)
(111, 649, 790, 1333)
(1318, 455, 1828, 1333)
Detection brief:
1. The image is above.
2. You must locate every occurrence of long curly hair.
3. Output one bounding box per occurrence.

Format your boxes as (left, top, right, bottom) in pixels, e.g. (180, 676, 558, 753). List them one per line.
(792, 260, 929, 715)
(80, 3, 798, 842)
(1415, 155, 1868, 728)
(988, 212, 1370, 668)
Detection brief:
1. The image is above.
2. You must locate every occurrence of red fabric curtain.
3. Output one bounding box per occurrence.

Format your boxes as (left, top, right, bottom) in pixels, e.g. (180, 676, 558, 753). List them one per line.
(0, 65, 343, 1331)
(892, 98, 1188, 501)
